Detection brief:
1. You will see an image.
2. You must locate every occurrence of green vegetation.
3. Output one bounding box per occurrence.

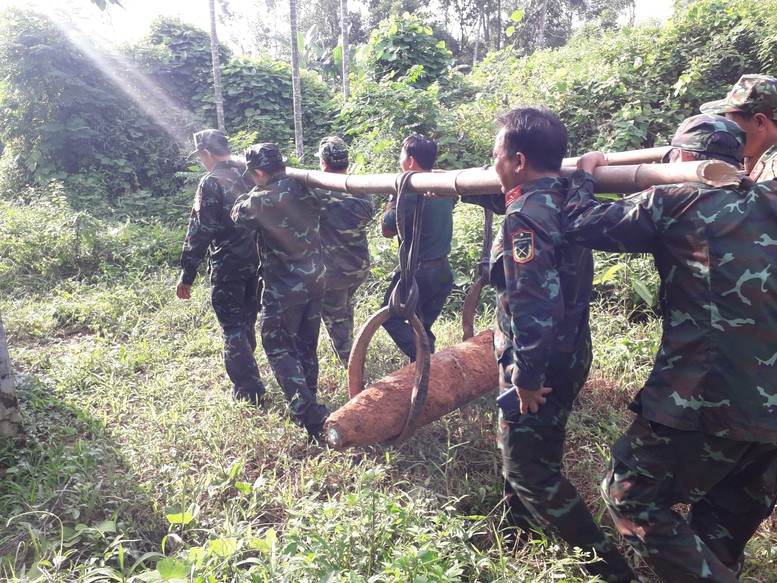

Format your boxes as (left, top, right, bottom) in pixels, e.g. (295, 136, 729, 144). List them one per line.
(1, 0, 776, 580)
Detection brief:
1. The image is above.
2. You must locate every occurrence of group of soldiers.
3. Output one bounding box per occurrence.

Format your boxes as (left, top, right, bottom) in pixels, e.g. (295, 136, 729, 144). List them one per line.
(176, 72, 777, 582)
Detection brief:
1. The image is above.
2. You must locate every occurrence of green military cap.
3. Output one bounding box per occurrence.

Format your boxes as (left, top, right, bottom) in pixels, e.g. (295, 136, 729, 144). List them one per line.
(189, 129, 230, 157)
(315, 136, 349, 166)
(243, 143, 283, 178)
(662, 114, 746, 165)
(700, 74, 777, 120)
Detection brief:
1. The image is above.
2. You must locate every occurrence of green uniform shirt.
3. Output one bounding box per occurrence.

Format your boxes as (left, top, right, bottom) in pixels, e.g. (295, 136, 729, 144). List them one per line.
(565, 172, 777, 443)
(382, 194, 455, 262)
(751, 142, 777, 183)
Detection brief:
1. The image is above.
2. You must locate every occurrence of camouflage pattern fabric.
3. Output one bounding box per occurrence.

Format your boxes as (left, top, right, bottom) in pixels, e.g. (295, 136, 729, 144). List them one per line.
(563, 170, 777, 581)
(322, 281, 366, 364)
(564, 172, 777, 442)
(316, 188, 373, 363)
(492, 178, 635, 582)
(602, 415, 777, 583)
(178, 160, 264, 402)
(751, 142, 777, 182)
(178, 160, 259, 286)
(231, 173, 329, 431)
(661, 114, 745, 165)
(701, 74, 777, 120)
(211, 277, 264, 402)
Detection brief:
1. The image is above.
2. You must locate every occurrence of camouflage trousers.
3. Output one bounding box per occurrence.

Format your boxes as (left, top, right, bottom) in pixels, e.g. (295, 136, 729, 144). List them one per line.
(381, 260, 453, 362)
(497, 380, 636, 583)
(322, 275, 368, 366)
(602, 415, 777, 583)
(261, 293, 329, 431)
(211, 277, 265, 403)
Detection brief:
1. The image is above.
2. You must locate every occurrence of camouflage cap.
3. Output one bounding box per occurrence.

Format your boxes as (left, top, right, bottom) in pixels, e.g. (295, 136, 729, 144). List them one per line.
(243, 143, 284, 177)
(189, 129, 230, 157)
(700, 74, 777, 120)
(315, 136, 349, 167)
(663, 114, 746, 164)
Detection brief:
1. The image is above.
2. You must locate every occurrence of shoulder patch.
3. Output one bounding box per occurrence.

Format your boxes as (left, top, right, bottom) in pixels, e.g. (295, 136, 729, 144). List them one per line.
(511, 229, 534, 263)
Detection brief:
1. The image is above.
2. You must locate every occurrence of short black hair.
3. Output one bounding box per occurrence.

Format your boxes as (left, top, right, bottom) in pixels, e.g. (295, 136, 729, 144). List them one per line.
(328, 158, 348, 171)
(498, 107, 568, 172)
(401, 134, 437, 171)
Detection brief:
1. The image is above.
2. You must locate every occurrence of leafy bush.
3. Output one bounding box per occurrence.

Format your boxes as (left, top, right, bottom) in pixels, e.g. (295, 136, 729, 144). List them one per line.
(0, 193, 183, 297)
(0, 9, 187, 211)
(365, 13, 453, 89)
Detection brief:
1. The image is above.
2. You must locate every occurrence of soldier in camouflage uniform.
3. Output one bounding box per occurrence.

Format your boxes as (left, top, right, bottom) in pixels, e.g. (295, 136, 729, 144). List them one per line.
(566, 114, 777, 582)
(314, 137, 373, 365)
(701, 74, 777, 182)
(231, 143, 330, 441)
(491, 107, 636, 583)
(177, 129, 265, 405)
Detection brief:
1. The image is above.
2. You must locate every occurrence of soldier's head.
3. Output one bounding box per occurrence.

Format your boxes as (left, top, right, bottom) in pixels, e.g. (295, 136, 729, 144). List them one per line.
(493, 106, 567, 193)
(243, 143, 285, 186)
(662, 114, 746, 167)
(190, 129, 231, 171)
(399, 134, 437, 172)
(316, 136, 349, 173)
(701, 74, 777, 162)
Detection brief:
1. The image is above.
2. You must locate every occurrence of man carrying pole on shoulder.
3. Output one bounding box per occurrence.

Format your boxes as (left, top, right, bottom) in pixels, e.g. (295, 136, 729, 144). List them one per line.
(565, 114, 777, 582)
(231, 143, 330, 443)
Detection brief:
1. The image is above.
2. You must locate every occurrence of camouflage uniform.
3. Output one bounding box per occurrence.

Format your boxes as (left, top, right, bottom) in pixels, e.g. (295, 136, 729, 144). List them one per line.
(564, 115, 777, 582)
(231, 144, 329, 435)
(179, 130, 264, 403)
(315, 137, 374, 364)
(493, 178, 636, 583)
(701, 74, 777, 182)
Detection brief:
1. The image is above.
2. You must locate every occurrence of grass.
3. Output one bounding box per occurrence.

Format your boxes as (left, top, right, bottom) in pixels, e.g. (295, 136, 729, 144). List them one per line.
(0, 204, 775, 582)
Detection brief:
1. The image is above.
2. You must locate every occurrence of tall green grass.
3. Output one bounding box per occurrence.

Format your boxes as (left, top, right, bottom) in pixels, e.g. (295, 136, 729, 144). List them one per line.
(0, 201, 774, 582)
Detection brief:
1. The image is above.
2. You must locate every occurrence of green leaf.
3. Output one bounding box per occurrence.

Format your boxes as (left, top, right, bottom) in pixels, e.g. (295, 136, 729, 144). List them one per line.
(594, 263, 624, 285)
(510, 9, 524, 22)
(165, 512, 193, 525)
(632, 279, 655, 307)
(208, 538, 237, 558)
(156, 558, 189, 580)
(506, 25, 515, 37)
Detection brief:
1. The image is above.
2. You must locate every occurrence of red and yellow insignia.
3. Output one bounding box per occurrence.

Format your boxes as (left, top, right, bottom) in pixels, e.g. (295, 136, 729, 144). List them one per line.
(511, 229, 534, 263)
(505, 185, 522, 207)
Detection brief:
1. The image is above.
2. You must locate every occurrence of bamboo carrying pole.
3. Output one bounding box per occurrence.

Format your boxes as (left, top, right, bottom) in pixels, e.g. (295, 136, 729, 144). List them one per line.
(288, 159, 742, 197)
(324, 330, 497, 450)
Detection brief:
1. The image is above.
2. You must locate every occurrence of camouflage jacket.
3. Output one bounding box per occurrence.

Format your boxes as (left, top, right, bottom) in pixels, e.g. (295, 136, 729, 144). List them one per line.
(178, 160, 259, 285)
(492, 176, 594, 391)
(564, 171, 777, 443)
(316, 188, 373, 288)
(231, 172, 325, 305)
(751, 142, 777, 183)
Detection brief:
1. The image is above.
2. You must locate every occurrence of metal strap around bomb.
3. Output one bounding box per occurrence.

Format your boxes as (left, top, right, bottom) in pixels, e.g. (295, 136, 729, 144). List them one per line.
(388, 171, 424, 319)
(346, 171, 431, 445)
(462, 207, 494, 340)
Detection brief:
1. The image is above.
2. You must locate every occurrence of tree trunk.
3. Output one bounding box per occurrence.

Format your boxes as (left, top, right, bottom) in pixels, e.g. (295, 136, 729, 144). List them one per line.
(0, 315, 24, 442)
(341, 0, 350, 99)
(472, 9, 481, 67)
(537, 0, 548, 49)
(209, 0, 225, 131)
(290, 0, 304, 160)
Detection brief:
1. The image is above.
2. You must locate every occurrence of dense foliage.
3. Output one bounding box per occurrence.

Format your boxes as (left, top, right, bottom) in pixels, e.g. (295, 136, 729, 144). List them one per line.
(0, 9, 186, 216)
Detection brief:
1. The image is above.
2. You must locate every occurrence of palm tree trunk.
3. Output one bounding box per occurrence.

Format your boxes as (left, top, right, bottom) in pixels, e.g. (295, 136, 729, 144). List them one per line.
(290, 0, 304, 160)
(0, 314, 24, 442)
(341, 0, 350, 99)
(209, 0, 225, 131)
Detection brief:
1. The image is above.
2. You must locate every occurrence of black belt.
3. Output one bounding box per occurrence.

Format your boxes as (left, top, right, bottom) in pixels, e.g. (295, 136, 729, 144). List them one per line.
(418, 256, 449, 269)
